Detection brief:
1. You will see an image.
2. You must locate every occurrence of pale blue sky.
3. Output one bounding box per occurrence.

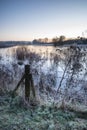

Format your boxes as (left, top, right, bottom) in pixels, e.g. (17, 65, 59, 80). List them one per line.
(0, 0, 87, 41)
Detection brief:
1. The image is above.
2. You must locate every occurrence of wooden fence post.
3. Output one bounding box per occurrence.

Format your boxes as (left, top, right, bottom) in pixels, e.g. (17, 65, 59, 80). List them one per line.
(25, 65, 31, 101)
(13, 64, 35, 102)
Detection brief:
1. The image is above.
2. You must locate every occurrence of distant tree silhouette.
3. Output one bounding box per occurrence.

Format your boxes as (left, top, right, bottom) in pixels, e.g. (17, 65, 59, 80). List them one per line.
(44, 38, 48, 43)
(52, 37, 59, 43)
(59, 35, 66, 42)
(32, 39, 39, 44)
(38, 38, 42, 42)
(77, 36, 80, 39)
(38, 38, 48, 43)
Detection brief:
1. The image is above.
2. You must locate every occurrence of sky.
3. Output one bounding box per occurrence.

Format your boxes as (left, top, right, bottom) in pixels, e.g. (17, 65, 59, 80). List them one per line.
(0, 0, 87, 41)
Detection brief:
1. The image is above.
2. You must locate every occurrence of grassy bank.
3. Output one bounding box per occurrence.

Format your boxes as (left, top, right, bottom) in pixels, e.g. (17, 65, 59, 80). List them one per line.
(0, 94, 87, 130)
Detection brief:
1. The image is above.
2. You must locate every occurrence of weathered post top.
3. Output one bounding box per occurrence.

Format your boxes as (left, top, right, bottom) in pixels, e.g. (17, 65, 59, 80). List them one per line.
(25, 64, 30, 74)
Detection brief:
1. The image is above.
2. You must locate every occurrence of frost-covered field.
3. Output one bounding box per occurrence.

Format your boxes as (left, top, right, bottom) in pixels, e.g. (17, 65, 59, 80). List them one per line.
(0, 45, 87, 130)
(0, 45, 87, 105)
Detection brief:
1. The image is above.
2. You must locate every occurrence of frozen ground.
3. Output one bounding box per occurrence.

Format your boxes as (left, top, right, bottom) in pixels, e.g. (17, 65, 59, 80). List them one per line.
(0, 94, 87, 130)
